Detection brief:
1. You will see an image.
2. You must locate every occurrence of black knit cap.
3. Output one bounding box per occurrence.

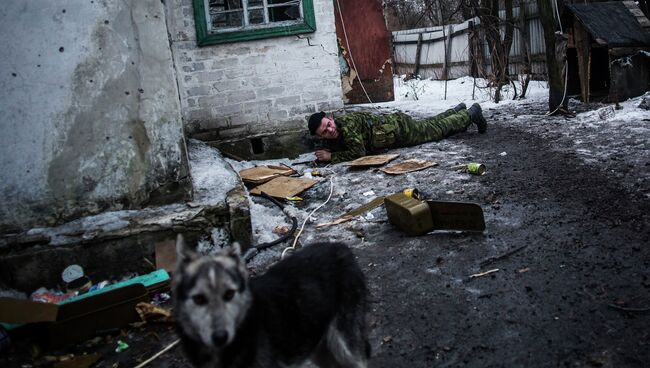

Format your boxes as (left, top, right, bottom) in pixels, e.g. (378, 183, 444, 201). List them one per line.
(308, 111, 326, 135)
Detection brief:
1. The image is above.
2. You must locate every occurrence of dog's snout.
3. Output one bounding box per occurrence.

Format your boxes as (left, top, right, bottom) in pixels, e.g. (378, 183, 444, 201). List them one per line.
(212, 330, 229, 346)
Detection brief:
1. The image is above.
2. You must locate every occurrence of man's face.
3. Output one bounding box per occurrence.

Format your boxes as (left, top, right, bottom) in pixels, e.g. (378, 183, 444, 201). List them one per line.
(315, 116, 339, 139)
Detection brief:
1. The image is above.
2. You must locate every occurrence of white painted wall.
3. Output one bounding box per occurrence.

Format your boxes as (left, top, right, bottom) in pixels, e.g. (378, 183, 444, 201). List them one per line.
(165, 0, 344, 141)
(0, 1, 190, 231)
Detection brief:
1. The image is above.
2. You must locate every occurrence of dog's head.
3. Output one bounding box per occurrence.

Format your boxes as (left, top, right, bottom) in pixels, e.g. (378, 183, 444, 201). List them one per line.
(172, 234, 251, 349)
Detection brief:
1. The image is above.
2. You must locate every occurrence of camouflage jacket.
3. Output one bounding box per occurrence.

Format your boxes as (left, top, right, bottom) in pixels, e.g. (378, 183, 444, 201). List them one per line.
(324, 111, 407, 164)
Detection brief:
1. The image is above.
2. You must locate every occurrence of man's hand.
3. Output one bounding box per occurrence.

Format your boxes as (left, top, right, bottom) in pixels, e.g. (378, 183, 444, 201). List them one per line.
(315, 149, 332, 162)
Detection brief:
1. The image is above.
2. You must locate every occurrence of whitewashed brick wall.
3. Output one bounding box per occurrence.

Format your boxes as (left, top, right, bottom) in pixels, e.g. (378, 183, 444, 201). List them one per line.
(165, 0, 343, 140)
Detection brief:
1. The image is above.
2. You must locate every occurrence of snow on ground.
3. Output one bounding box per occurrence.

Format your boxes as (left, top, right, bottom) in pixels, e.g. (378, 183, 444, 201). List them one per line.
(212, 76, 649, 267)
(386, 75, 549, 114)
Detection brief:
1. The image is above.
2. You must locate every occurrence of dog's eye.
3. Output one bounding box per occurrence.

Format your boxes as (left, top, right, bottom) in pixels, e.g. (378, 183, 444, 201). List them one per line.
(192, 294, 208, 305)
(223, 289, 236, 301)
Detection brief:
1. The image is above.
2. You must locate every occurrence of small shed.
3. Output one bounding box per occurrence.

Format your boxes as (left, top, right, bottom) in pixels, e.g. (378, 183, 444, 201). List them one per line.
(563, 1, 650, 103)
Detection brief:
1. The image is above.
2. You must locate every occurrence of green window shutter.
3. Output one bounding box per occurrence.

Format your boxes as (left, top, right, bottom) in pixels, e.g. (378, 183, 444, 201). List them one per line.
(193, 0, 316, 46)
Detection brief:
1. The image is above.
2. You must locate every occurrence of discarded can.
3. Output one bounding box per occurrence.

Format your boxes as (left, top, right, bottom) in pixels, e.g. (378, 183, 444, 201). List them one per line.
(467, 163, 486, 175)
(311, 170, 322, 177)
(402, 188, 422, 200)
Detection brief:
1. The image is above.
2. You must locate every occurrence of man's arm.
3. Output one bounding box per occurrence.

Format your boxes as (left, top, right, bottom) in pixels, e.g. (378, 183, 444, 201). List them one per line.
(330, 119, 366, 163)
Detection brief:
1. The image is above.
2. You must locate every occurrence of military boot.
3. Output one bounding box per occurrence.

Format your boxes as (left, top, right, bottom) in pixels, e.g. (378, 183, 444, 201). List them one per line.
(468, 103, 487, 133)
(453, 102, 467, 112)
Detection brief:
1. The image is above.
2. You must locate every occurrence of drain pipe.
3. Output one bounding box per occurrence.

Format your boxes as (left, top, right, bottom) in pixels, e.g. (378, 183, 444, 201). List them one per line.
(243, 192, 298, 263)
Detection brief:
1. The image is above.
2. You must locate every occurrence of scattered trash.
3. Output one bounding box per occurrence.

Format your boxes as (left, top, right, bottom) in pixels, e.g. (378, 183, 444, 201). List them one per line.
(31, 288, 76, 304)
(597, 106, 616, 120)
(135, 302, 173, 323)
(115, 340, 129, 353)
(151, 292, 171, 305)
(402, 188, 422, 200)
(380, 159, 438, 175)
(346, 154, 400, 167)
(272, 226, 291, 236)
(467, 162, 486, 175)
(517, 267, 530, 273)
(468, 269, 499, 279)
(285, 196, 303, 201)
(310, 170, 322, 177)
(499, 151, 507, 156)
(66, 276, 92, 294)
(62, 265, 85, 284)
(87, 281, 110, 293)
(362, 190, 376, 197)
(0, 269, 170, 349)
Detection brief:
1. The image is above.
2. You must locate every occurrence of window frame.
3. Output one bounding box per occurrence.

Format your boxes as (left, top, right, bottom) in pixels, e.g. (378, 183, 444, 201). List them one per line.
(193, 0, 317, 46)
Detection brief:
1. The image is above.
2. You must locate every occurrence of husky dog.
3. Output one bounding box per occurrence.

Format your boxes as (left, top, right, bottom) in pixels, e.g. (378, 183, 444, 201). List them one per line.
(172, 235, 370, 368)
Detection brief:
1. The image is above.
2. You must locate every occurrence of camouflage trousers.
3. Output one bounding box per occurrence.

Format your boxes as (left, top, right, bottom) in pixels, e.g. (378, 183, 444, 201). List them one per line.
(387, 109, 471, 147)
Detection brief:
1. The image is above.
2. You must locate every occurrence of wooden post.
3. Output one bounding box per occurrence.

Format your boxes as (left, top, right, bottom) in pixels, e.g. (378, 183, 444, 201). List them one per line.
(414, 33, 423, 77)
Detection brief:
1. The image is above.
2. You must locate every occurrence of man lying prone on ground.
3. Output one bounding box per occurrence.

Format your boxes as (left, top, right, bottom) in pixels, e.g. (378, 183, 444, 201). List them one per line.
(307, 103, 487, 163)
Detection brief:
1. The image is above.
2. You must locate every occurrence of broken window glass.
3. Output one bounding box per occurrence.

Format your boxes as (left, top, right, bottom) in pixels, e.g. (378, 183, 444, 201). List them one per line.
(195, 0, 315, 45)
(206, 0, 302, 32)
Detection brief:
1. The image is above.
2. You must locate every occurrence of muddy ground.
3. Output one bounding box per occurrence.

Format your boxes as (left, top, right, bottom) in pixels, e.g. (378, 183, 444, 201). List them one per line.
(2, 98, 649, 367)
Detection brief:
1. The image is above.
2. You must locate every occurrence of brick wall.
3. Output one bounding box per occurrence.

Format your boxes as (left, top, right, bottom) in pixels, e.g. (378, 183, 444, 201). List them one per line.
(165, 0, 344, 141)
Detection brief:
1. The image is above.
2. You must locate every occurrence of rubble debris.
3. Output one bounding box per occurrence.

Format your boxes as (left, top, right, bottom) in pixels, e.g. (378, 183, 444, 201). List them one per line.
(135, 302, 173, 323)
(380, 159, 438, 175)
(468, 269, 500, 279)
(115, 340, 129, 353)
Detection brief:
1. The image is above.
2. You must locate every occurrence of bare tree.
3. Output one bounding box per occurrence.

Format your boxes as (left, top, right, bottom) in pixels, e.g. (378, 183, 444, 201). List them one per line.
(473, 0, 515, 103)
(537, 0, 567, 113)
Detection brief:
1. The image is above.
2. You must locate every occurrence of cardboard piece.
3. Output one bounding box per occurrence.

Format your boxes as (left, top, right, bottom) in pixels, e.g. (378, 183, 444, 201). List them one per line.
(155, 239, 177, 273)
(239, 164, 296, 184)
(346, 154, 400, 167)
(249, 176, 318, 198)
(380, 159, 438, 175)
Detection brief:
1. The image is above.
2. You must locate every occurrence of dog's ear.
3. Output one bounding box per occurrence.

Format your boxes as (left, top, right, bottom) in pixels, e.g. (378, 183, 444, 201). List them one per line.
(176, 233, 197, 264)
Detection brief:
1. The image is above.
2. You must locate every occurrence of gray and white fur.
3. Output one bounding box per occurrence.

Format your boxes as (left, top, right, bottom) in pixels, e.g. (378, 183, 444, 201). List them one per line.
(172, 235, 370, 368)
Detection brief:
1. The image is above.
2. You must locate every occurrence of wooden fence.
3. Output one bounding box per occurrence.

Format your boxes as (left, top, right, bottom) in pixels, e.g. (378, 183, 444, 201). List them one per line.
(392, 3, 547, 80)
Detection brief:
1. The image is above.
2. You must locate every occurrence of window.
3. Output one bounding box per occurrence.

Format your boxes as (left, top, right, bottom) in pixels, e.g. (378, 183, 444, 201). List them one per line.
(193, 0, 316, 46)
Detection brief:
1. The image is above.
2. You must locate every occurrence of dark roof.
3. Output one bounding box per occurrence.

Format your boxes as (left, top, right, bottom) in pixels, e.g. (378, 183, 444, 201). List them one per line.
(566, 2, 650, 47)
